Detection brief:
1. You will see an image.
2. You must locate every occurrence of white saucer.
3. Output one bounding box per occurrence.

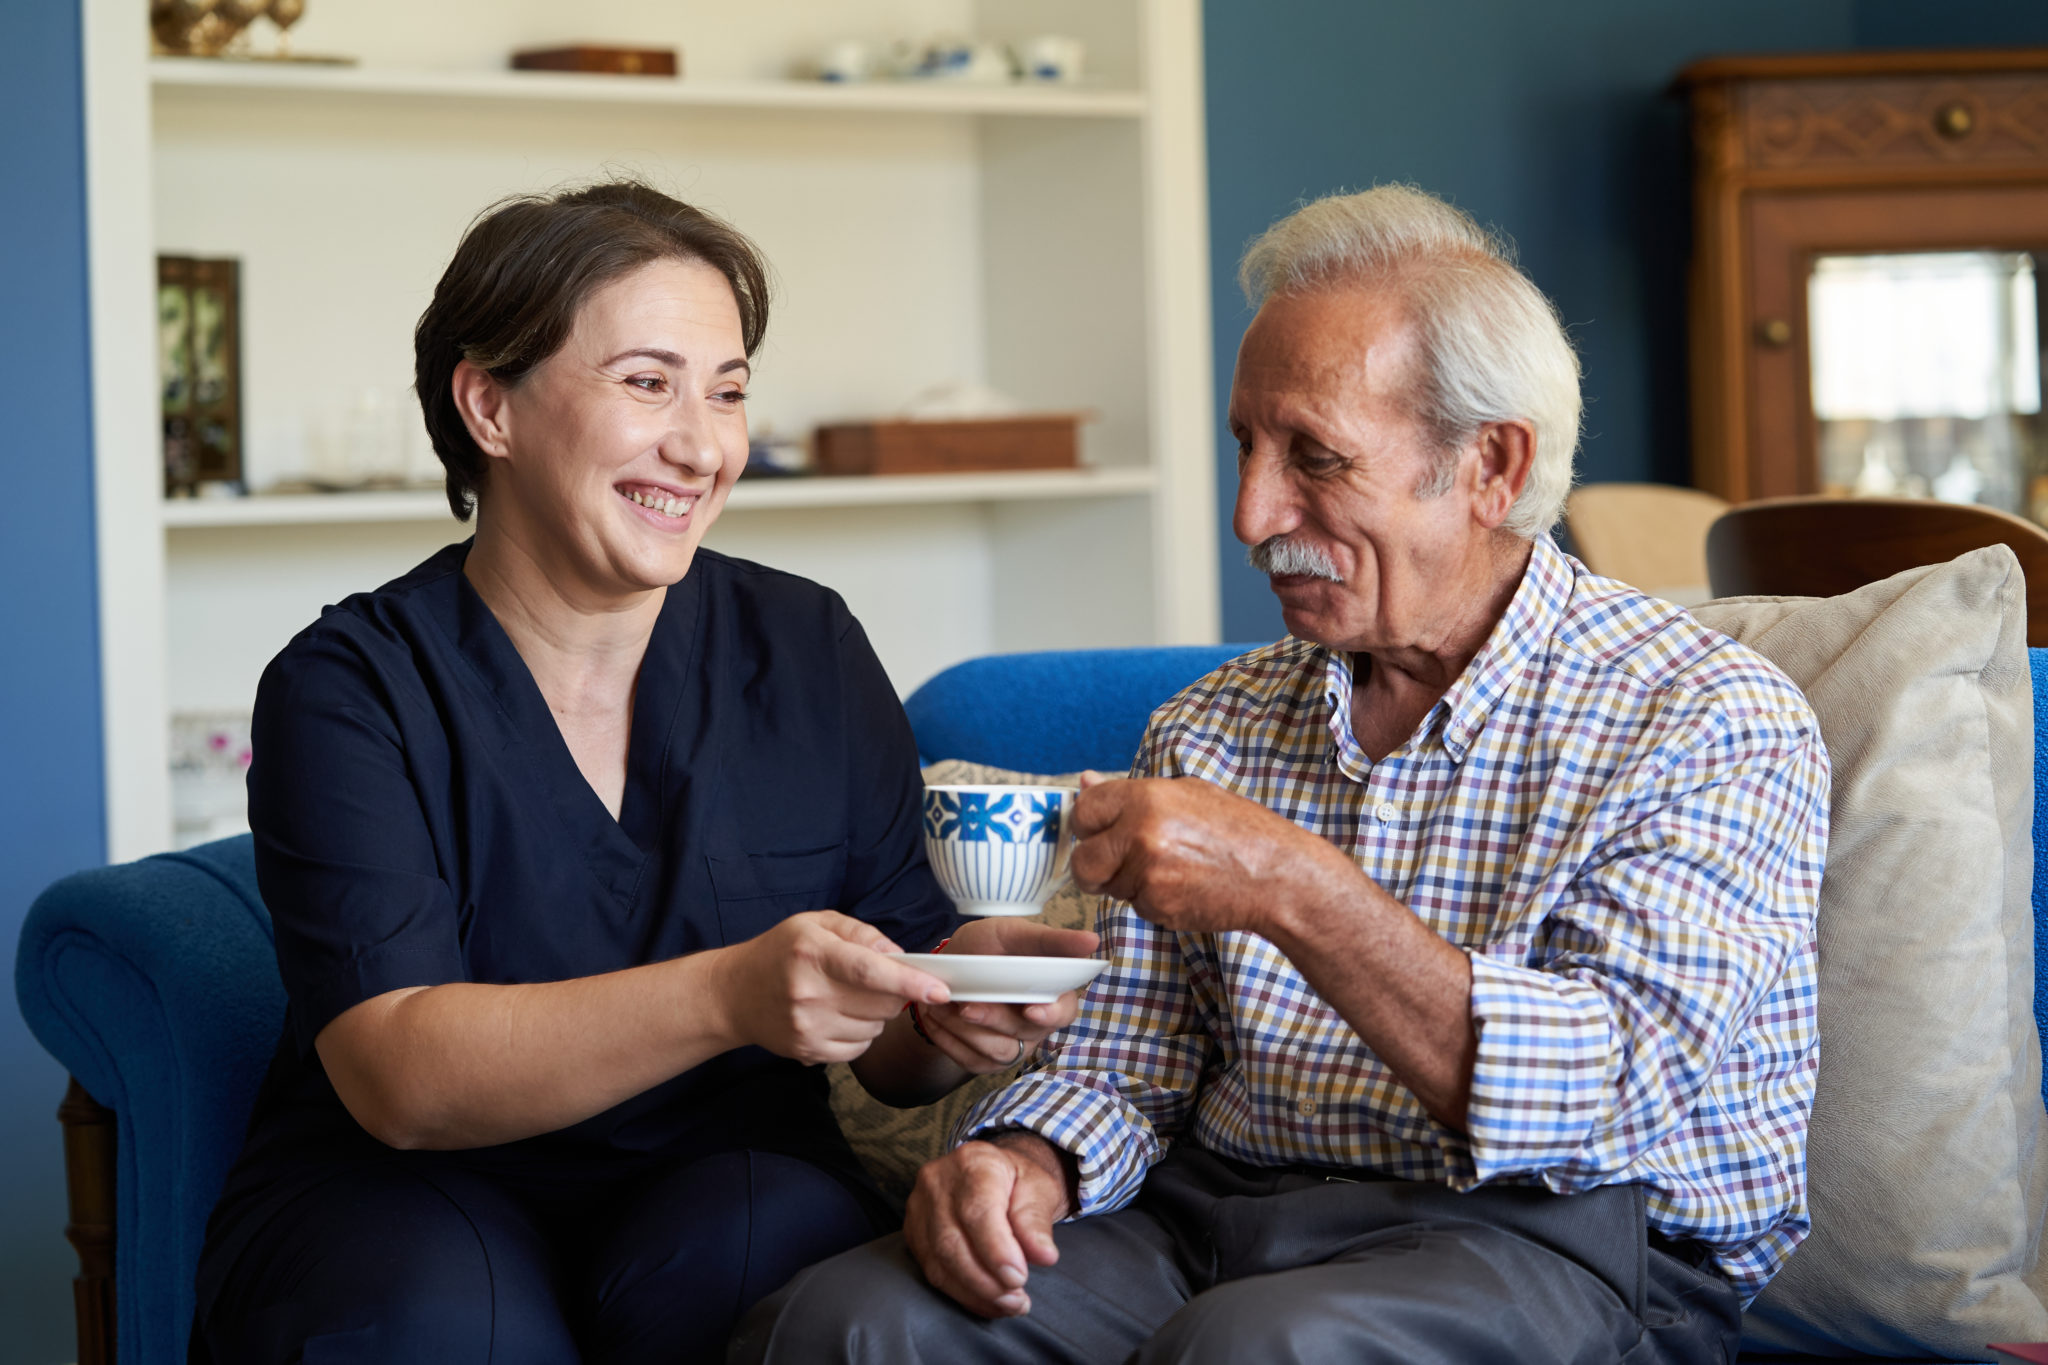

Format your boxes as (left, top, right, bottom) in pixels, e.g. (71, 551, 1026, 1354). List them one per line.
(915, 954, 1108, 1003)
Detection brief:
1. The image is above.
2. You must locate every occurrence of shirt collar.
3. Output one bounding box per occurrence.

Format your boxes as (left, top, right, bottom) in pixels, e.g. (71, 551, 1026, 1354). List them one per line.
(1317, 534, 1576, 768)
(1434, 534, 1574, 761)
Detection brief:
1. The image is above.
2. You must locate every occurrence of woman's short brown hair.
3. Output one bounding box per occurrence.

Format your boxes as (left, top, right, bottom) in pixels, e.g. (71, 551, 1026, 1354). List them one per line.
(414, 180, 770, 520)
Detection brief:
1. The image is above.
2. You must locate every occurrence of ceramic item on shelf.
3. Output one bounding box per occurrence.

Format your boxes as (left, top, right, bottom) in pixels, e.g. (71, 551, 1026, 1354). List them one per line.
(1018, 34, 1085, 83)
(915, 38, 1014, 84)
(914, 953, 1107, 1004)
(922, 784, 1077, 916)
(815, 39, 874, 82)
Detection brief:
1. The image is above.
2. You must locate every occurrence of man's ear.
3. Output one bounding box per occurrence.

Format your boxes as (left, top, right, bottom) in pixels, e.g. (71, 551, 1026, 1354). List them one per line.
(1469, 420, 1535, 530)
(451, 359, 515, 463)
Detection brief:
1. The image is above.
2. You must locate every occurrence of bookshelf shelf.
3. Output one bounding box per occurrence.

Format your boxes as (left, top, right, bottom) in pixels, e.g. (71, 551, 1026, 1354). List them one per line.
(149, 58, 1149, 118)
(159, 467, 1158, 529)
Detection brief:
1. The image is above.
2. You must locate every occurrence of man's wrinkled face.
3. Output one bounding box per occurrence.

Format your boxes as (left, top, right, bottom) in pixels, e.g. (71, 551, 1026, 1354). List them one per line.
(1229, 286, 1487, 654)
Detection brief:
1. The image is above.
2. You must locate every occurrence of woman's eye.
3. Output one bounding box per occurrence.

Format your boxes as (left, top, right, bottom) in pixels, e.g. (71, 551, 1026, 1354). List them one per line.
(628, 375, 666, 393)
(714, 389, 749, 405)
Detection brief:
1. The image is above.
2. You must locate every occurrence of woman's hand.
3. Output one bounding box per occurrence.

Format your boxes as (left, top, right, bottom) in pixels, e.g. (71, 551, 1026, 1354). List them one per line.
(721, 911, 952, 1065)
(912, 917, 1100, 1075)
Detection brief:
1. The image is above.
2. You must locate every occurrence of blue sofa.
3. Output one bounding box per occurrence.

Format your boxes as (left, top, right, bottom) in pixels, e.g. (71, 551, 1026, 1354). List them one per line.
(18, 643, 2047, 1364)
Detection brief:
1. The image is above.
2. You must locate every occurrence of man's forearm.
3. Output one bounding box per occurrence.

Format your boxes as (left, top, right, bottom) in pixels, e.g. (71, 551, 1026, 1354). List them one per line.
(1262, 872, 1478, 1131)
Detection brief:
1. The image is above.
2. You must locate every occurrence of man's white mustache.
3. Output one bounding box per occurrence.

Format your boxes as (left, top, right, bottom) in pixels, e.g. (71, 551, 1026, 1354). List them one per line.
(1248, 536, 1343, 582)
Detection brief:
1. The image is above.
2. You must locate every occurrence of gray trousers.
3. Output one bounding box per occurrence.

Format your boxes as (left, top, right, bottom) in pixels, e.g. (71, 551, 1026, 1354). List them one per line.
(728, 1146, 1743, 1365)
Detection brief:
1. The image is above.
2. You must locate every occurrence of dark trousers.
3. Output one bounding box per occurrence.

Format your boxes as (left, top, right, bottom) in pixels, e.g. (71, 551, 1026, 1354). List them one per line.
(729, 1146, 1744, 1365)
(193, 1148, 880, 1365)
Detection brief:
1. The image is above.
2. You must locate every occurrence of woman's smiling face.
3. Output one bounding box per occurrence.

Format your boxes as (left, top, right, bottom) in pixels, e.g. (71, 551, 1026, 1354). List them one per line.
(477, 256, 750, 597)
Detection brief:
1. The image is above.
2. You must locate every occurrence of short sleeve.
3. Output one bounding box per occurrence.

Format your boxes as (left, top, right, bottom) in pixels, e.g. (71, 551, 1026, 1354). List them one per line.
(830, 609, 957, 952)
(248, 626, 466, 1054)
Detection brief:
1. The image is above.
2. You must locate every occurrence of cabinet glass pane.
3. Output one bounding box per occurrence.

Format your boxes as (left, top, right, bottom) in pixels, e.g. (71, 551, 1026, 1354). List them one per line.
(1808, 250, 2046, 521)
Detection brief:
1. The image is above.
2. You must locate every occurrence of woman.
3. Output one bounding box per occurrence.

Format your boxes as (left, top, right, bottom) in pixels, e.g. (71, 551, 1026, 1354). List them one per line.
(190, 181, 1096, 1364)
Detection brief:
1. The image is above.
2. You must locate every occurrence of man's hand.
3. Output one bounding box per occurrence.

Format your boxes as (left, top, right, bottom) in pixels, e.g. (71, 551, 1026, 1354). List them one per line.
(1070, 772, 1358, 938)
(722, 911, 949, 1064)
(905, 1133, 1074, 1317)
(914, 917, 1099, 1075)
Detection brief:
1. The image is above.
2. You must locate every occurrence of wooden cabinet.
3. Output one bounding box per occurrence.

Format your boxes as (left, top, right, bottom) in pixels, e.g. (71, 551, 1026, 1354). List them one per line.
(1678, 49, 2048, 506)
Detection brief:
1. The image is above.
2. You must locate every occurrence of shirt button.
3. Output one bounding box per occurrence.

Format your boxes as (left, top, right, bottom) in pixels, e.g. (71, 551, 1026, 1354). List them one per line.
(1375, 801, 1396, 823)
(1297, 1098, 1318, 1116)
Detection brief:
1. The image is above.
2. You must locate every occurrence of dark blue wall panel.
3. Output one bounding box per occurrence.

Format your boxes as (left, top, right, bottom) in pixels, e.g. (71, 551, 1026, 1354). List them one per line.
(1202, 0, 1861, 642)
(1856, 0, 2048, 48)
(0, 1, 105, 1361)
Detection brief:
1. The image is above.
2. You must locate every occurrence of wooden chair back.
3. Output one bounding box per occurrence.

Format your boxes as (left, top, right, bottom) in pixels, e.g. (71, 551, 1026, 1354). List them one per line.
(1565, 484, 1729, 601)
(1705, 496, 2048, 645)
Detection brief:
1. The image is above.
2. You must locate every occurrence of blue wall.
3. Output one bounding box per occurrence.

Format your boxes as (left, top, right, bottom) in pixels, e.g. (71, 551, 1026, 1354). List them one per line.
(1202, 0, 1864, 641)
(0, 2, 105, 1361)
(1856, 0, 2048, 48)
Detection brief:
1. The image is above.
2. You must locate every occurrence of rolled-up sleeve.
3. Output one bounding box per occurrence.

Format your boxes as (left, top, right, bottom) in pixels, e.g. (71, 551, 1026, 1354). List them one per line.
(248, 630, 466, 1054)
(1448, 703, 1828, 1192)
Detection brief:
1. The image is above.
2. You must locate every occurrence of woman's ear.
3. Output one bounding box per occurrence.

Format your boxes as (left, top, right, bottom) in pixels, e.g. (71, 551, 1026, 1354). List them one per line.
(451, 359, 514, 462)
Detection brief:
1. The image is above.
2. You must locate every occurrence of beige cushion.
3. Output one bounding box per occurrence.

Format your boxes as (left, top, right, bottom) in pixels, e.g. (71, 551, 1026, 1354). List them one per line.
(828, 759, 1100, 1205)
(1693, 545, 2045, 1356)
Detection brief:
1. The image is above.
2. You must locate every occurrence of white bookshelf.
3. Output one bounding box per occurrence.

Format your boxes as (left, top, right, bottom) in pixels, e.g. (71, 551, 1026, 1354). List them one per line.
(84, 0, 1219, 858)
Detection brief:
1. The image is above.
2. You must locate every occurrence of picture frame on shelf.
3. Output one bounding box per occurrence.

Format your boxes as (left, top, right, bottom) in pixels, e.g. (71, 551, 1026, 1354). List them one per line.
(158, 254, 245, 496)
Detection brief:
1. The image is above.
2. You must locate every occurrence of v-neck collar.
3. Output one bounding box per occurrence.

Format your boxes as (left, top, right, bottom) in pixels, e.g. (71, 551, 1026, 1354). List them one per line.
(438, 543, 706, 911)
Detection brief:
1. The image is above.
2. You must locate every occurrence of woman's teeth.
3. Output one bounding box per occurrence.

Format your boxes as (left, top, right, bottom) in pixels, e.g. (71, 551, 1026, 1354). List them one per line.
(625, 489, 690, 519)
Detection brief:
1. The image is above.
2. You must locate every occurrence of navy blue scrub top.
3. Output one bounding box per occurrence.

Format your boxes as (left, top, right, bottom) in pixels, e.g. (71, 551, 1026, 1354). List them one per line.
(226, 540, 955, 1189)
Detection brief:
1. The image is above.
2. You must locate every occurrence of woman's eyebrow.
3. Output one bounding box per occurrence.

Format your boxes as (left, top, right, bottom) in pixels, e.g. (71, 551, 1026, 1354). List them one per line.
(603, 347, 686, 368)
(600, 350, 750, 378)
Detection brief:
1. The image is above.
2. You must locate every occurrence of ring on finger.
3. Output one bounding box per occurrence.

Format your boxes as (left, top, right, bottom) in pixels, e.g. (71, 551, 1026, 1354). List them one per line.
(1013, 1036, 1026, 1066)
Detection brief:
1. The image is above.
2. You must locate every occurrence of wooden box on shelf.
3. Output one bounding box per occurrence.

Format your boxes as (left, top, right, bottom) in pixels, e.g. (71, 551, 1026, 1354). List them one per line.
(812, 415, 1083, 476)
(509, 46, 678, 77)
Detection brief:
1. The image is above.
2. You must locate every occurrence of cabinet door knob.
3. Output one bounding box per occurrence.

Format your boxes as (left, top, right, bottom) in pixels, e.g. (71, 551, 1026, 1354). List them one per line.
(1755, 318, 1793, 348)
(1935, 101, 1975, 140)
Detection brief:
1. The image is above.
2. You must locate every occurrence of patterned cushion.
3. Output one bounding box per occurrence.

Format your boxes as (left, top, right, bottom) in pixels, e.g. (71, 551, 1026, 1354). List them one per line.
(828, 760, 1099, 1205)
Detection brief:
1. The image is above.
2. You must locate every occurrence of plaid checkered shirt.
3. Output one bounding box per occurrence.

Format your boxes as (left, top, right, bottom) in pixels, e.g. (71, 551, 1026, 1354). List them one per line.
(956, 534, 1828, 1304)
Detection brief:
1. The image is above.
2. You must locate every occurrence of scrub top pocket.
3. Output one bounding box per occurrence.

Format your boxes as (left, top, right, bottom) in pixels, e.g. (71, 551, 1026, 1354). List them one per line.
(707, 843, 850, 944)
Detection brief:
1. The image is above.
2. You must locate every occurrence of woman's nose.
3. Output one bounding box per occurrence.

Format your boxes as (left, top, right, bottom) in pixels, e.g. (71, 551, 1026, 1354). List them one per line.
(659, 405, 727, 476)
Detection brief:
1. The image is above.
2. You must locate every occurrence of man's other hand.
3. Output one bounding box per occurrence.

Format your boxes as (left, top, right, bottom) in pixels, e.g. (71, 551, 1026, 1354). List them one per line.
(904, 1134, 1074, 1318)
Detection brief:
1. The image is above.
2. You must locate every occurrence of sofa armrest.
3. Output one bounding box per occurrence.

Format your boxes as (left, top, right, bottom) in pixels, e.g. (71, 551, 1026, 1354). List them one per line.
(14, 836, 284, 1365)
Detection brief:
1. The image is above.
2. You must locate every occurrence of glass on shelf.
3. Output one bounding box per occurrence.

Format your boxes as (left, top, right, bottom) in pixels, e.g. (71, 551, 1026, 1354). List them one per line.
(1808, 250, 2046, 523)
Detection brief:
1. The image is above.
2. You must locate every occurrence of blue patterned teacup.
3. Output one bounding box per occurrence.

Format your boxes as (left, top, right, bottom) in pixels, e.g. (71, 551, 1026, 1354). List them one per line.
(921, 784, 1079, 916)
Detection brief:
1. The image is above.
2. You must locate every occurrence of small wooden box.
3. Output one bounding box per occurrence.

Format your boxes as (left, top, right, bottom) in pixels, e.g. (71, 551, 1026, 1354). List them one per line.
(812, 416, 1082, 476)
(510, 46, 679, 77)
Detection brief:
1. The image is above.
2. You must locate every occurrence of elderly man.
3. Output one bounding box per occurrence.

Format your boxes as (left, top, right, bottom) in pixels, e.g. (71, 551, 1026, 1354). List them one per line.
(733, 185, 1827, 1365)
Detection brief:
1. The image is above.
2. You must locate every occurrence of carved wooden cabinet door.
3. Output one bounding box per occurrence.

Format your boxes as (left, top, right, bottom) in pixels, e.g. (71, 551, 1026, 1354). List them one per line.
(1679, 50, 2048, 518)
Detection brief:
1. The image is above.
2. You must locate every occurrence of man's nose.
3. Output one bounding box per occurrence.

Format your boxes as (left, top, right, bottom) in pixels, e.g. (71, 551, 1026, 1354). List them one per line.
(1232, 445, 1299, 548)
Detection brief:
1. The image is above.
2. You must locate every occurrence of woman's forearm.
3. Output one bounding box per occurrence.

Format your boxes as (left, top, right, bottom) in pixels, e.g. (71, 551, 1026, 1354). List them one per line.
(318, 949, 741, 1149)
(850, 1008, 973, 1108)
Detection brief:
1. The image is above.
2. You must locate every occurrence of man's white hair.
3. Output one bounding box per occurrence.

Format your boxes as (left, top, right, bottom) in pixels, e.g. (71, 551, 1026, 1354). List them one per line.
(1238, 184, 1581, 538)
